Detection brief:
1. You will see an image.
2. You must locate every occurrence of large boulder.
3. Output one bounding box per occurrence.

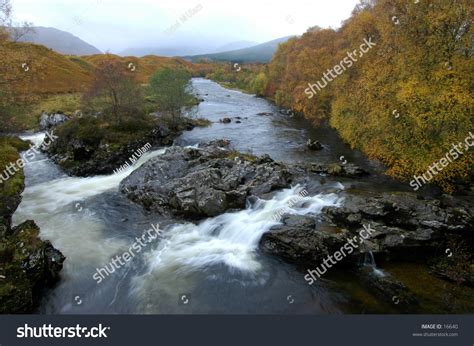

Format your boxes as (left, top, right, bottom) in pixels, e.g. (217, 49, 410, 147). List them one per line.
(120, 140, 293, 219)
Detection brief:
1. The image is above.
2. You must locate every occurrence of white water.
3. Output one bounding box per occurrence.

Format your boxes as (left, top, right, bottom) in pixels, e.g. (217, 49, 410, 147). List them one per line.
(15, 133, 166, 215)
(132, 186, 343, 307)
(13, 130, 345, 313)
(13, 133, 167, 282)
(363, 251, 386, 277)
(20, 132, 47, 147)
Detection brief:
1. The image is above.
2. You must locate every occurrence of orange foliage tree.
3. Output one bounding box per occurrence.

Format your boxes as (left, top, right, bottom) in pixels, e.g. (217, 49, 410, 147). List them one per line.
(265, 0, 473, 191)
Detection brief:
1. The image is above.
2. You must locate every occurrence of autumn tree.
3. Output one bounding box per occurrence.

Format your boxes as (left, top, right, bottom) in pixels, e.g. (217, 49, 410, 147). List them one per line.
(250, 72, 268, 96)
(265, 0, 473, 191)
(82, 58, 144, 123)
(148, 67, 193, 128)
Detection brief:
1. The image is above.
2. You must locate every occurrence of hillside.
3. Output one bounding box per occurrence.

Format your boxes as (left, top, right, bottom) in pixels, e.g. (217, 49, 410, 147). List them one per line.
(15, 26, 102, 55)
(81, 54, 196, 84)
(184, 36, 294, 63)
(2, 42, 92, 95)
(2, 42, 198, 95)
(1, 41, 206, 131)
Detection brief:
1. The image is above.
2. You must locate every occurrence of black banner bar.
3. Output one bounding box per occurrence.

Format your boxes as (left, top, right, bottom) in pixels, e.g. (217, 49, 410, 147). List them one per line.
(0, 315, 472, 346)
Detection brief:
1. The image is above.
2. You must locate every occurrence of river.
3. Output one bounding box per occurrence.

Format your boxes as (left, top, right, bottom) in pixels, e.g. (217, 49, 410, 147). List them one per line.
(12, 78, 467, 314)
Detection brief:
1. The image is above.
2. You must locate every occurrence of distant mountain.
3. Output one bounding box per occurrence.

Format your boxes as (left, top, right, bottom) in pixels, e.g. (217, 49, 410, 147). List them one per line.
(212, 40, 259, 53)
(15, 27, 101, 56)
(119, 46, 205, 57)
(184, 36, 294, 63)
(119, 41, 259, 58)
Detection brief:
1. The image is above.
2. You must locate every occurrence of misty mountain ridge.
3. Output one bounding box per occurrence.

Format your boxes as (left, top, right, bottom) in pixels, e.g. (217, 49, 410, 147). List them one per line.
(14, 26, 102, 56)
(212, 40, 259, 53)
(11, 25, 291, 63)
(184, 36, 295, 63)
(118, 40, 259, 58)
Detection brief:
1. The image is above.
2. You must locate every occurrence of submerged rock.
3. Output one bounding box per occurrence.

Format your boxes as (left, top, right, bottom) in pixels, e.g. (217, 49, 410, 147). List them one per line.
(120, 140, 292, 218)
(306, 139, 323, 151)
(358, 267, 419, 312)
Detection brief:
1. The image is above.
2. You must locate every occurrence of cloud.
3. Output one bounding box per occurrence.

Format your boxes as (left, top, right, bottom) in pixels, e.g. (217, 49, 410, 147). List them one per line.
(11, 0, 359, 53)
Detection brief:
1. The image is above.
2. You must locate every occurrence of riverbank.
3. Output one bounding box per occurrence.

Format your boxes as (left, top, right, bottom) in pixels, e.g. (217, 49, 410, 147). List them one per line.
(0, 136, 65, 313)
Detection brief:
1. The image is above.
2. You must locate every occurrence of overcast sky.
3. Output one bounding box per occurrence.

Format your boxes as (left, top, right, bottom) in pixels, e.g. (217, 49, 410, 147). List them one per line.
(11, 0, 359, 54)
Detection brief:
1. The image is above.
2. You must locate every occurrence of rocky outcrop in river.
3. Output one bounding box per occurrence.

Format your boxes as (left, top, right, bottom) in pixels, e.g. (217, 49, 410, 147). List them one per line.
(120, 140, 293, 218)
(45, 119, 198, 177)
(260, 190, 474, 283)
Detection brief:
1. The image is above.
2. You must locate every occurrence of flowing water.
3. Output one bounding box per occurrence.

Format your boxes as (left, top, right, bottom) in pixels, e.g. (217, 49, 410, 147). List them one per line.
(13, 79, 355, 314)
(13, 79, 466, 314)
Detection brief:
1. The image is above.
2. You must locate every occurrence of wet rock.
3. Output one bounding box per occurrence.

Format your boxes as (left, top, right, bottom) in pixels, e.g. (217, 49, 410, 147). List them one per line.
(257, 112, 272, 116)
(39, 112, 68, 130)
(323, 191, 473, 258)
(45, 122, 189, 177)
(260, 215, 349, 264)
(259, 189, 473, 270)
(303, 162, 369, 178)
(220, 118, 232, 124)
(0, 221, 65, 313)
(120, 140, 292, 219)
(306, 139, 323, 151)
